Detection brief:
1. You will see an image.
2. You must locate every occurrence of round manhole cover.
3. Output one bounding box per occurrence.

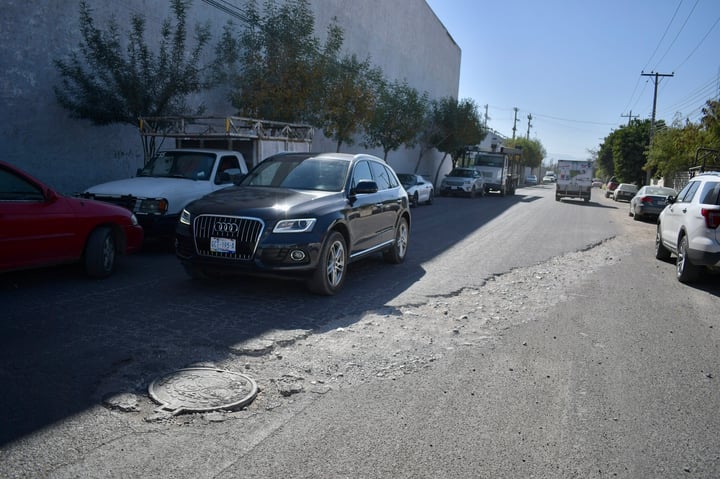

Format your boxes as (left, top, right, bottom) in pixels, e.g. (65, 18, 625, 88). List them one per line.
(149, 367, 258, 415)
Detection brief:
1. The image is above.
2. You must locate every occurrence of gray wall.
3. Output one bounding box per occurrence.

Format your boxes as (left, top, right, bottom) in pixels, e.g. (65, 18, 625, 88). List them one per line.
(0, 0, 460, 194)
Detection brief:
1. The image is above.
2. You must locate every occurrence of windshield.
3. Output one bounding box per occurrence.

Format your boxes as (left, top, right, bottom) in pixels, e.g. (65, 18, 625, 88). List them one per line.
(643, 187, 677, 196)
(240, 156, 350, 192)
(138, 151, 215, 180)
(472, 153, 504, 168)
(448, 169, 475, 178)
(397, 174, 416, 188)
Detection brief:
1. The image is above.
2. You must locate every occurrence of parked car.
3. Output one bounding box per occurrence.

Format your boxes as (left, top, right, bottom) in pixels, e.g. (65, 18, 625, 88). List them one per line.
(175, 152, 411, 295)
(439, 167, 485, 197)
(604, 176, 619, 198)
(525, 174, 538, 185)
(397, 173, 434, 207)
(656, 171, 720, 282)
(629, 185, 677, 221)
(612, 183, 638, 202)
(0, 160, 144, 277)
(592, 178, 603, 188)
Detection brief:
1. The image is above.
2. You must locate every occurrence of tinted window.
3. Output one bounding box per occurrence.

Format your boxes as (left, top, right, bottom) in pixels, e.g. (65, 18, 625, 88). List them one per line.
(351, 161, 373, 190)
(678, 181, 700, 203)
(700, 181, 720, 205)
(0, 168, 44, 201)
(369, 161, 391, 190)
(384, 165, 399, 188)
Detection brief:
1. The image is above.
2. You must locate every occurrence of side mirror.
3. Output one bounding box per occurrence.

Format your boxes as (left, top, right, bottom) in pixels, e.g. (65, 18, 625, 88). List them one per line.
(666, 195, 676, 204)
(353, 180, 379, 195)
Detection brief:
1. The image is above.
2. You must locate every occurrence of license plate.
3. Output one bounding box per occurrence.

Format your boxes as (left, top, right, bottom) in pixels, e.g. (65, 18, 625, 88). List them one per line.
(210, 236, 236, 254)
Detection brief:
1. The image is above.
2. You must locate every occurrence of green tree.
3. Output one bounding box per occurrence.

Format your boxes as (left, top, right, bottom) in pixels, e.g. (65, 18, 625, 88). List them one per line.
(214, 0, 343, 124)
(611, 119, 652, 184)
(320, 54, 384, 152)
(363, 80, 429, 161)
(54, 0, 211, 161)
(503, 137, 546, 169)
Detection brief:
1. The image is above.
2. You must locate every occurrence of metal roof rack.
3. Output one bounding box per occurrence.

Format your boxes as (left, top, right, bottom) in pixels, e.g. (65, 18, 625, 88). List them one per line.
(689, 147, 720, 177)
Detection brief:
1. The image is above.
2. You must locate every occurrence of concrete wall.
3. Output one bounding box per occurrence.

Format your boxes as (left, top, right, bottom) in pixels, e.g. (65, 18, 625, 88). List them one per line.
(0, 0, 460, 194)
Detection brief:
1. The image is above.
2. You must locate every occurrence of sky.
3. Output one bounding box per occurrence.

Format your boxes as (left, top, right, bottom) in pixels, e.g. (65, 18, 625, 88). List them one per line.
(424, 0, 720, 164)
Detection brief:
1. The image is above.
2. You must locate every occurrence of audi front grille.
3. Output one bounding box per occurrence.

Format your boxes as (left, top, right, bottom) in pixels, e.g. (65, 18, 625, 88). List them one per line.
(192, 214, 264, 260)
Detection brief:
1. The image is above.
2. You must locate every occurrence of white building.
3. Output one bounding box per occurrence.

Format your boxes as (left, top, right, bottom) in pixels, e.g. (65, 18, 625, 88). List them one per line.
(0, 0, 460, 193)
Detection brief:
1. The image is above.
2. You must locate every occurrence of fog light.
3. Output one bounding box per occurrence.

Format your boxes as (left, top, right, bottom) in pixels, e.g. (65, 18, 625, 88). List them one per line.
(290, 249, 306, 261)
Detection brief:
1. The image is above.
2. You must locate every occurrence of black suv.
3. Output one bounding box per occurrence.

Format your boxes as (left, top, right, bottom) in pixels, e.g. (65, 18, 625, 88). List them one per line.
(175, 152, 411, 295)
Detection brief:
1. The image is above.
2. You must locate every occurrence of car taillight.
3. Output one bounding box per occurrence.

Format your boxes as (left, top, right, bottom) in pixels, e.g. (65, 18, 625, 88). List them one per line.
(640, 196, 653, 203)
(701, 208, 720, 229)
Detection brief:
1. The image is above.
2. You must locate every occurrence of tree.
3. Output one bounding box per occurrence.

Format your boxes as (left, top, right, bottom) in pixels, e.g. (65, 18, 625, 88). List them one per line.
(320, 54, 383, 152)
(612, 119, 652, 184)
(213, 0, 343, 124)
(363, 80, 429, 161)
(54, 0, 211, 161)
(502, 137, 546, 169)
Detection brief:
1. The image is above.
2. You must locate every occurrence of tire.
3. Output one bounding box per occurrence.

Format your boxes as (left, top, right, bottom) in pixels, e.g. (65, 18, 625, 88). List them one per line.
(411, 192, 419, 207)
(425, 190, 434, 205)
(383, 217, 409, 264)
(655, 225, 671, 261)
(308, 231, 347, 295)
(555, 195, 561, 201)
(470, 186, 477, 198)
(84, 227, 116, 278)
(676, 235, 702, 283)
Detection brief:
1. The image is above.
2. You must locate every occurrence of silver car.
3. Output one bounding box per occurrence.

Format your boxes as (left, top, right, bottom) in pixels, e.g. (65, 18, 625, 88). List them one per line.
(629, 185, 677, 221)
(439, 168, 485, 198)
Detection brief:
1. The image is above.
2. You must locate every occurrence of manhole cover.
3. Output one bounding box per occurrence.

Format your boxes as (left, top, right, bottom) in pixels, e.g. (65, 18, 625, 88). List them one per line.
(148, 367, 258, 415)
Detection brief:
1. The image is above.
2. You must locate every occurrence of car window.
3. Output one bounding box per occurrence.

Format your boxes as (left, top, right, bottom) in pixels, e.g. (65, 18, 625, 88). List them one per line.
(677, 181, 700, 203)
(699, 181, 720, 205)
(384, 165, 399, 188)
(0, 168, 45, 201)
(215, 155, 241, 185)
(369, 161, 391, 190)
(351, 161, 373, 190)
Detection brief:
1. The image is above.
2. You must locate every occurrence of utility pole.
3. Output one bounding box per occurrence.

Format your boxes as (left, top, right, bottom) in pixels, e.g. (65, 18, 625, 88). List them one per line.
(483, 104, 489, 129)
(512, 107, 519, 139)
(621, 110, 638, 126)
(641, 71, 674, 183)
(526, 114, 532, 140)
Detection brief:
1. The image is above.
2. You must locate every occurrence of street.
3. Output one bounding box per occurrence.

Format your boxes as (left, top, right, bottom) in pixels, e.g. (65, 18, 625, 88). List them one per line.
(1, 184, 719, 478)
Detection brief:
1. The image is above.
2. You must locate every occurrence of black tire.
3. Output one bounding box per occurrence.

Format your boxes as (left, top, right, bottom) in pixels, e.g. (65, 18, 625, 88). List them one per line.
(85, 226, 116, 278)
(308, 231, 347, 295)
(555, 195, 561, 201)
(676, 235, 702, 283)
(411, 192, 419, 207)
(469, 186, 477, 198)
(425, 190, 434, 205)
(655, 225, 671, 261)
(383, 217, 409, 264)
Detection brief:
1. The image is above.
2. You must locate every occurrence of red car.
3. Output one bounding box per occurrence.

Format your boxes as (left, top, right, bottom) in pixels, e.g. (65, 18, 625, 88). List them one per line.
(0, 160, 144, 277)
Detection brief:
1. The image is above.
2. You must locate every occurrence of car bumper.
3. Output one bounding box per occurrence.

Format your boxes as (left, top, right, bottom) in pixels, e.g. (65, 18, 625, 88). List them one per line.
(615, 194, 634, 201)
(123, 224, 145, 254)
(136, 213, 180, 238)
(634, 204, 665, 217)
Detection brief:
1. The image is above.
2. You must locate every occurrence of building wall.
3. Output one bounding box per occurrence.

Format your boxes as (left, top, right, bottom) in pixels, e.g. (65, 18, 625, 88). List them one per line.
(0, 0, 460, 194)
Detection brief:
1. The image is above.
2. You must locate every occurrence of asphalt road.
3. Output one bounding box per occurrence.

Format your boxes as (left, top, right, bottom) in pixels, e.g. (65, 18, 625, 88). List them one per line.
(1, 184, 718, 478)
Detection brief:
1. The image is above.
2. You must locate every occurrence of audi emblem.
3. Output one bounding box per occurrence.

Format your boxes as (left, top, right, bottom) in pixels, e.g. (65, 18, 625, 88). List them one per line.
(213, 222, 240, 233)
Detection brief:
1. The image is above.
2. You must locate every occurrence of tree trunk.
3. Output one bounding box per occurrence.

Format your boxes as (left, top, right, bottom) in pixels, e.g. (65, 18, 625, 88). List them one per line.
(433, 152, 449, 187)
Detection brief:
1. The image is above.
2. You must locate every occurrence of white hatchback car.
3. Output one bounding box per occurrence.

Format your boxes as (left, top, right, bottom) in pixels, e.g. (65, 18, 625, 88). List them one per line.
(656, 172, 720, 282)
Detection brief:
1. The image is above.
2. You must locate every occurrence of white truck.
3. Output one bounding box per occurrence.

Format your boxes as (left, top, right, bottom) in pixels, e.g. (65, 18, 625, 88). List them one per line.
(555, 159, 594, 202)
(81, 149, 248, 239)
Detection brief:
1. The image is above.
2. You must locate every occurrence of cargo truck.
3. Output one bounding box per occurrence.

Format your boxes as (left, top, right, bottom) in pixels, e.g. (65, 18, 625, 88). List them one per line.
(467, 146, 523, 196)
(555, 160, 594, 202)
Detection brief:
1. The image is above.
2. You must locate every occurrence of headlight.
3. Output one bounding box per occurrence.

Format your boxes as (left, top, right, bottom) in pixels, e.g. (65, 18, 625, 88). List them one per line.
(179, 208, 192, 225)
(130, 214, 139, 226)
(138, 198, 169, 215)
(273, 218, 316, 233)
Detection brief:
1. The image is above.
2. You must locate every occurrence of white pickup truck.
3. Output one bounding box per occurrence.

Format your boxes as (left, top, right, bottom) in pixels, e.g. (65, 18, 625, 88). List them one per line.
(81, 149, 248, 239)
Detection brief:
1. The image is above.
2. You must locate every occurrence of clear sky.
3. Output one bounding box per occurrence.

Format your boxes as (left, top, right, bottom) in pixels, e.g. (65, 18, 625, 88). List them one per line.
(424, 0, 720, 164)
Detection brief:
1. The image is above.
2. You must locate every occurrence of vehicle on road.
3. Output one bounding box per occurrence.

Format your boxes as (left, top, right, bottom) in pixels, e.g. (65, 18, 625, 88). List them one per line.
(439, 167, 485, 198)
(175, 152, 411, 295)
(81, 149, 248, 240)
(466, 147, 523, 196)
(604, 176, 619, 198)
(612, 183, 638, 202)
(629, 185, 677, 221)
(526, 175, 538, 185)
(0, 160, 144, 277)
(397, 173, 434, 207)
(656, 167, 720, 283)
(555, 159, 593, 202)
(542, 173, 556, 183)
(592, 178, 603, 188)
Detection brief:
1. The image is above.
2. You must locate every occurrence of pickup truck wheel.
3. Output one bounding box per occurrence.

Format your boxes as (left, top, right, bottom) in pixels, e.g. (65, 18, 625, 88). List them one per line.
(308, 231, 347, 295)
(85, 227, 116, 278)
(676, 235, 702, 283)
(383, 217, 409, 264)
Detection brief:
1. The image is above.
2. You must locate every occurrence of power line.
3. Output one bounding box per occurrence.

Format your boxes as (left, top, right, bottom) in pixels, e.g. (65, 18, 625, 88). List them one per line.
(642, 0, 684, 72)
(653, 0, 700, 70)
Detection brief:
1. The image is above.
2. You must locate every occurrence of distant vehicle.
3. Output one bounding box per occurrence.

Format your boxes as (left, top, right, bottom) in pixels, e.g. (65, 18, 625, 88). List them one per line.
(592, 178, 603, 188)
(526, 175, 538, 185)
(629, 185, 677, 221)
(542, 173, 556, 183)
(176, 152, 411, 295)
(439, 167, 485, 198)
(605, 177, 619, 198)
(81, 149, 249, 240)
(466, 147, 523, 196)
(613, 183, 638, 202)
(555, 160, 594, 202)
(656, 165, 720, 283)
(0, 160, 143, 277)
(397, 173, 434, 206)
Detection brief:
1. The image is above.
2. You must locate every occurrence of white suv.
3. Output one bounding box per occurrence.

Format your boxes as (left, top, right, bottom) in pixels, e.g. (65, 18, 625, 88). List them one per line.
(656, 172, 720, 282)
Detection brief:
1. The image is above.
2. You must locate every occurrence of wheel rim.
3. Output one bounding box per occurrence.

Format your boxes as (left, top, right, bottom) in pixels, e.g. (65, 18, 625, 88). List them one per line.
(325, 240, 345, 287)
(655, 229, 662, 253)
(397, 222, 408, 258)
(102, 235, 115, 272)
(677, 238, 687, 277)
